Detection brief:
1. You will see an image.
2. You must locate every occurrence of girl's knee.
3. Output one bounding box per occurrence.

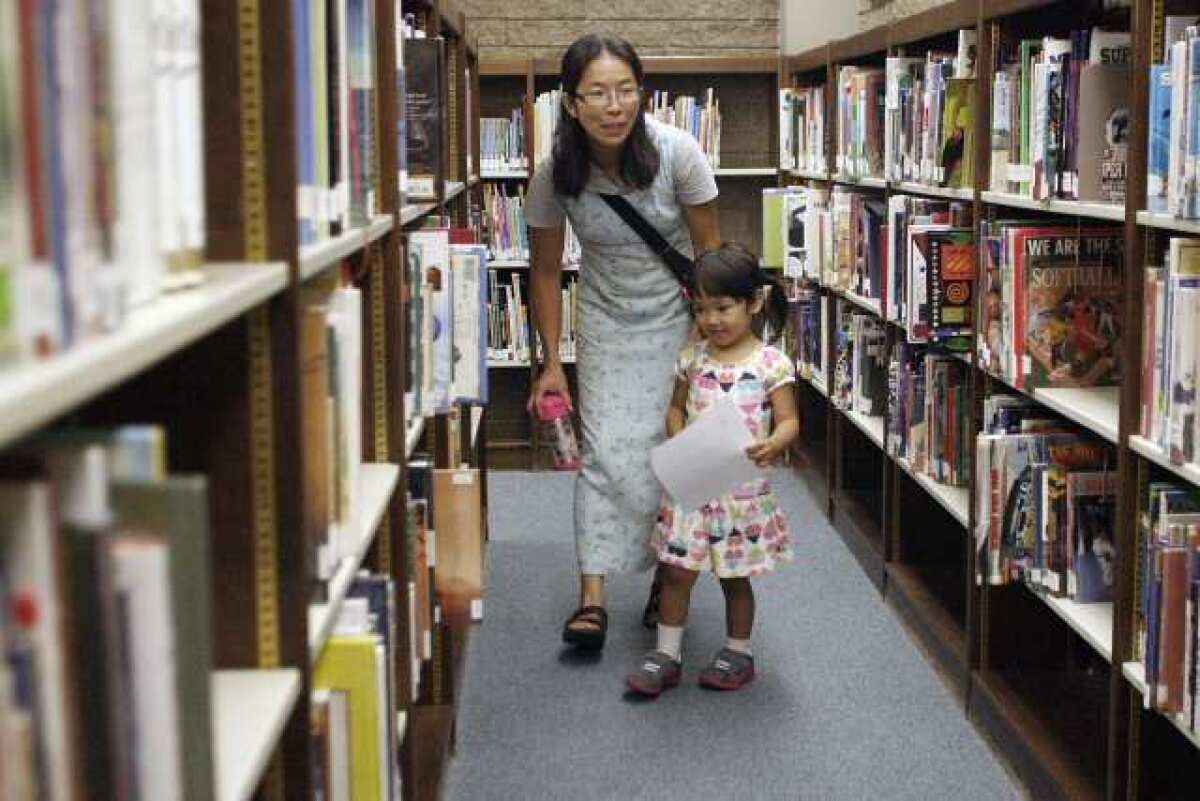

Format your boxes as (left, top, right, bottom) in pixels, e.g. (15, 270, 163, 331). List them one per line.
(660, 563, 699, 588)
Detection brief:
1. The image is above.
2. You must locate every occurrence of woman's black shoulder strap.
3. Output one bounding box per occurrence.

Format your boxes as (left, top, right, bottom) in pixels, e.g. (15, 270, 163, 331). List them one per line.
(594, 192, 694, 293)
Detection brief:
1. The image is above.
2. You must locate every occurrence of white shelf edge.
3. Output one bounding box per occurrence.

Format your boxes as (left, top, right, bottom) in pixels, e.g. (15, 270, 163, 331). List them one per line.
(299, 214, 394, 282)
(487, 258, 530, 268)
(894, 181, 974, 201)
(480, 170, 530, 180)
(471, 406, 483, 448)
(401, 203, 438, 226)
(788, 168, 831, 181)
(308, 462, 401, 663)
(714, 167, 778, 176)
(1136, 210, 1200, 235)
(798, 370, 827, 397)
(842, 407, 885, 449)
(444, 181, 467, 202)
(981, 191, 1125, 222)
(213, 668, 303, 801)
(1030, 386, 1120, 444)
(0, 262, 288, 451)
(1129, 435, 1200, 489)
(835, 174, 888, 190)
(405, 415, 427, 459)
(896, 457, 970, 528)
(487, 359, 531, 369)
(1035, 591, 1113, 662)
(1122, 662, 1200, 752)
(838, 289, 882, 317)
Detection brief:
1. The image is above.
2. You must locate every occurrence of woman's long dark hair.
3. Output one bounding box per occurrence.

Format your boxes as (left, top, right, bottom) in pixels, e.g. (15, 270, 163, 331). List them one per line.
(693, 242, 789, 341)
(552, 33, 660, 198)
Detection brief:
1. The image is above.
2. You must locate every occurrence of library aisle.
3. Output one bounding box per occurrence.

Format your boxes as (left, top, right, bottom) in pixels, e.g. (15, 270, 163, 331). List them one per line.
(444, 471, 1023, 801)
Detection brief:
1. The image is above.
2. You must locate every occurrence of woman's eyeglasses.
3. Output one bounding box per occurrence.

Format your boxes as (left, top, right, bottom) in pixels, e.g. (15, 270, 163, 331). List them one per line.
(573, 86, 642, 108)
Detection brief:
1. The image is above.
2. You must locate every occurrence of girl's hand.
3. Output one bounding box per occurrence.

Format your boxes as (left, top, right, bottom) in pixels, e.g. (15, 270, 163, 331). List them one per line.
(745, 436, 786, 468)
(527, 361, 572, 415)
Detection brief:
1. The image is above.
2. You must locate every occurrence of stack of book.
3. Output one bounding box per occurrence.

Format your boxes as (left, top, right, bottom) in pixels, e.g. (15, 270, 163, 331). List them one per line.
(835, 66, 885, 180)
(0, 0, 206, 366)
(301, 269, 365, 582)
(887, 345, 972, 487)
(1148, 18, 1200, 216)
(312, 573, 403, 801)
(487, 270, 531, 364)
(976, 224, 1124, 389)
(885, 195, 974, 347)
(1134, 480, 1200, 731)
(833, 307, 886, 415)
(761, 186, 830, 280)
(778, 86, 828, 174)
(1139, 238, 1200, 465)
(975, 415, 1118, 599)
(533, 89, 564, 166)
(989, 27, 1131, 203)
(0, 426, 215, 800)
(884, 31, 977, 188)
(791, 287, 828, 389)
(295, 0, 380, 243)
(482, 184, 530, 262)
(646, 90, 721, 169)
(480, 110, 527, 173)
(407, 230, 490, 415)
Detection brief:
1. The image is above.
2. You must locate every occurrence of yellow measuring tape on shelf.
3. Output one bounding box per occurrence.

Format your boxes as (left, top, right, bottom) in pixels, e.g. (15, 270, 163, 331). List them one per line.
(370, 249, 393, 573)
(239, 0, 283, 796)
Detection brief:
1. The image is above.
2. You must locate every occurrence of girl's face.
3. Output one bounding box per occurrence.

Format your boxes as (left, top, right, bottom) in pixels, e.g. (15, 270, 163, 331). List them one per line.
(565, 53, 641, 156)
(695, 292, 761, 349)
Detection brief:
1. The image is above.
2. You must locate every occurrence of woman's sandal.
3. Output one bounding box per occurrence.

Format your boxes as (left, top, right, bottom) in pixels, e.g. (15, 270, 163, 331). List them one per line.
(562, 606, 608, 650)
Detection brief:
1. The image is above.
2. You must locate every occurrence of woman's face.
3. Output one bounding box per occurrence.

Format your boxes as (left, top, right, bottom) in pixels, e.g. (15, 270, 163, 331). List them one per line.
(567, 53, 641, 155)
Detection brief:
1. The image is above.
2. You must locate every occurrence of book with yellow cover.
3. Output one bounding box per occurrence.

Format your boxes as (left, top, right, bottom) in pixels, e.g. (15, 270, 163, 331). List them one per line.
(313, 635, 383, 801)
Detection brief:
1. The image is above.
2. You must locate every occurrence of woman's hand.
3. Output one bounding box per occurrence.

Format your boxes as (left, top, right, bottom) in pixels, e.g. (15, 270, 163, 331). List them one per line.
(745, 435, 787, 468)
(528, 361, 573, 415)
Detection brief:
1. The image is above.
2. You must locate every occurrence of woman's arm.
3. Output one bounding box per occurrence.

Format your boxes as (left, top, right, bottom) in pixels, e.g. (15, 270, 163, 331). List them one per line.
(745, 384, 800, 467)
(665, 377, 689, 437)
(683, 199, 721, 254)
(527, 224, 570, 411)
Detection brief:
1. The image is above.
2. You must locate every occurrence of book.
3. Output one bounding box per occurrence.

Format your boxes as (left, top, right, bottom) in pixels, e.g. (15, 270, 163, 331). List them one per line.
(404, 38, 444, 199)
(1065, 470, 1118, 602)
(314, 636, 384, 801)
(432, 467, 483, 627)
(1075, 64, 1130, 204)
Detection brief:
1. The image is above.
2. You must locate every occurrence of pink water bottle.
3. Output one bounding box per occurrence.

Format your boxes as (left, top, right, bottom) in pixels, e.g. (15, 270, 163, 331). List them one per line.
(536, 391, 581, 470)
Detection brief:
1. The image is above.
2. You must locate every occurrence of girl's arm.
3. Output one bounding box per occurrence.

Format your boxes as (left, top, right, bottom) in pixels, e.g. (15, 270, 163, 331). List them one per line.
(665, 377, 689, 437)
(746, 383, 800, 467)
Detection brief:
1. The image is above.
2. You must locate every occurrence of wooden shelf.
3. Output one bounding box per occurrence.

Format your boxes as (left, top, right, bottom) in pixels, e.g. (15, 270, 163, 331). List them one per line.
(525, 54, 779, 77)
(788, 168, 832, 181)
(798, 371, 828, 397)
(787, 45, 830, 75)
(487, 359, 531, 369)
(299, 214, 394, 282)
(981, 191, 1126, 222)
(1030, 386, 1120, 444)
(889, 0, 978, 47)
(829, 27, 888, 64)
(0, 262, 287, 451)
(893, 181, 974, 202)
(842, 407, 885, 449)
(212, 668, 303, 801)
(886, 563, 968, 690)
(1033, 592, 1113, 663)
(981, 0, 1061, 20)
(1122, 662, 1200, 753)
(1129, 435, 1200, 489)
(896, 458, 970, 528)
(1136, 210, 1200, 236)
(487, 258, 531, 268)
(443, 181, 467, 203)
(308, 463, 401, 662)
(401, 203, 438, 226)
(406, 414, 427, 459)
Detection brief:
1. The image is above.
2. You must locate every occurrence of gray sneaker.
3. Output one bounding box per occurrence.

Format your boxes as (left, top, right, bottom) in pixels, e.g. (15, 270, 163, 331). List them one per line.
(698, 648, 756, 691)
(626, 650, 682, 698)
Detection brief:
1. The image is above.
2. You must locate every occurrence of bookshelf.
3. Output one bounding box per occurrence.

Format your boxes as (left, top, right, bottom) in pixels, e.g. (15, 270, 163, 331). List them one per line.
(784, 1, 1200, 799)
(0, 0, 488, 797)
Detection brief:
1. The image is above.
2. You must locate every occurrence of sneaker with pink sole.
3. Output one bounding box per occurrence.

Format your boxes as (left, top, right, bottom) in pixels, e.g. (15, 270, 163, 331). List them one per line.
(626, 650, 682, 698)
(698, 648, 756, 691)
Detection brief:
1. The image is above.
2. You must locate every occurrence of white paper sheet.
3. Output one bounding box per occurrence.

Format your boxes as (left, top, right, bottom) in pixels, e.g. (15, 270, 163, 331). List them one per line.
(649, 398, 761, 512)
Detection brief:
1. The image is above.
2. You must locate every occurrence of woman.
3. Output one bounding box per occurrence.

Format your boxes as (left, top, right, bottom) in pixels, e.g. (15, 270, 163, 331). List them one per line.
(524, 32, 721, 649)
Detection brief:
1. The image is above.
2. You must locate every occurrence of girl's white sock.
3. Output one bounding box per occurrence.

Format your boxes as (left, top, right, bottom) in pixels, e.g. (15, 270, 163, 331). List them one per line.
(657, 624, 684, 661)
(726, 637, 753, 656)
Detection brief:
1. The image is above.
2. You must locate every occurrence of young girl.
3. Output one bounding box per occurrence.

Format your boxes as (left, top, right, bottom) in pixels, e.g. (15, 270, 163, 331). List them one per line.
(627, 242, 799, 697)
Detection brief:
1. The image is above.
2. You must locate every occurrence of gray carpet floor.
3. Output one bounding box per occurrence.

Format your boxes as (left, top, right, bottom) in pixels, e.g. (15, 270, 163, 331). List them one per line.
(442, 469, 1026, 801)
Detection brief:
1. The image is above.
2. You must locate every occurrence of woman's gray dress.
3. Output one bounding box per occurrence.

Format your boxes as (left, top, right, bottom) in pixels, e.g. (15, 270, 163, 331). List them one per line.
(525, 119, 719, 574)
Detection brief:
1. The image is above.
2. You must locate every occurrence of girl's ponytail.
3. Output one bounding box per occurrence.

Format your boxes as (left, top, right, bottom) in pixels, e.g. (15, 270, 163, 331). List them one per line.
(757, 269, 790, 343)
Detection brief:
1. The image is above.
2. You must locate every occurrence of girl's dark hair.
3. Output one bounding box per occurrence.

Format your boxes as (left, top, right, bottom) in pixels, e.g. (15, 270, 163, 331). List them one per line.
(552, 33, 660, 197)
(694, 242, 789, 340)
